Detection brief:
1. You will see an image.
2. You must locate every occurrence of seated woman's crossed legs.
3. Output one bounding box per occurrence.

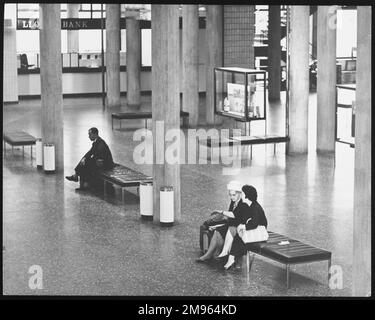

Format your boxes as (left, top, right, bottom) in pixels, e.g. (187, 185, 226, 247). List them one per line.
(196, 230, 224, 262)
(217, 226, 237, 258)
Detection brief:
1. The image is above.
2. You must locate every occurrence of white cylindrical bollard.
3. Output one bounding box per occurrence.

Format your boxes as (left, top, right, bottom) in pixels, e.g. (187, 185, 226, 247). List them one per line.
(43, 143, 55, 173)
(140, 182, 153, 220)
(160, 186, 174, 226)
(36, 138, 43, 169)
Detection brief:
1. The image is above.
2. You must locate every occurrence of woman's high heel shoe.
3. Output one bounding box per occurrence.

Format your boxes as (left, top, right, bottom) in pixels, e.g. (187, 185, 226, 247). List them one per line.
(218, 231, 234, 258)
(224, 261, 235, 270)
(224, 255, 235, 270)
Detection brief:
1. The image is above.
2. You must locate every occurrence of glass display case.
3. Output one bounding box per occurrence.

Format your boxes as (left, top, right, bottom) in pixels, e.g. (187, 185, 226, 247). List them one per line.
(214, 67, 266, 122)
(336, 84, 356, 147)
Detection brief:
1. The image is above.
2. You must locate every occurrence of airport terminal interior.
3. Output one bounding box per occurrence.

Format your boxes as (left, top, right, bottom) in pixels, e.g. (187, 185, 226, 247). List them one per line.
(2, 4, 371, 296)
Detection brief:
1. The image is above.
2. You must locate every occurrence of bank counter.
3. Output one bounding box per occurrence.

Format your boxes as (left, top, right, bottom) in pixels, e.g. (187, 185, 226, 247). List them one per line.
(17, 52, 206, 97)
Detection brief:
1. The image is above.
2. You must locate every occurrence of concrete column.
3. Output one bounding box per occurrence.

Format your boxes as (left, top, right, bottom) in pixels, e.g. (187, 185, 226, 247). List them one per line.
(206, 5, 223, 125)
(106, 4, 121, 108)
(67, 3, 80, 53)
(287, 6, 309, 154)
(126, 17, 141, 106)
(312, 10, 317, 59)
(151, 5, 181, 223)
(3, 8, 18, 103)
(353, 6, 371, 297)
(39, 4, 64, 171)
(182, 5, 199, 127)
(316, 6, 337, 153)
(268, 5, 281, 101)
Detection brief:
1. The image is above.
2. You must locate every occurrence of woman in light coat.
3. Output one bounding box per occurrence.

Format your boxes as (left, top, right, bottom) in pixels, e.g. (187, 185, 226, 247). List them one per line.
(223, 185, 268, 270)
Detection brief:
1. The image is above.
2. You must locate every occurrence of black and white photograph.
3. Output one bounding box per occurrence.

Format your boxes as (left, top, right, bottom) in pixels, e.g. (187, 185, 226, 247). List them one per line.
(2, 2, 371, 303)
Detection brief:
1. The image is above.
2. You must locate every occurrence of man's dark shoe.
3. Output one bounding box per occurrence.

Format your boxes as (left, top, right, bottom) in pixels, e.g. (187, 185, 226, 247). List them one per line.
(66, 175, 78, 182)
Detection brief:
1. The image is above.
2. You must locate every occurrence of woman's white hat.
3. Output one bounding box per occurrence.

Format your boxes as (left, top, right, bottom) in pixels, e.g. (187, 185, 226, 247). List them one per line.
(227, 180, 242, 192)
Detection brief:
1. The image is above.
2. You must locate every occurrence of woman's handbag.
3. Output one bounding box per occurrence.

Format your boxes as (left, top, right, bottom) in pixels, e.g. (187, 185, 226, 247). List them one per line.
(203, 211, 230, 229)
(238, 225, 269, 243)
(200, 211, 229, 253)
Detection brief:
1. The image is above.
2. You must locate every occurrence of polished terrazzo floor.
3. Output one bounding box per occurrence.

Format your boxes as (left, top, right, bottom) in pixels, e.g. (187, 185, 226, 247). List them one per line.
(3, 93, 355, 296)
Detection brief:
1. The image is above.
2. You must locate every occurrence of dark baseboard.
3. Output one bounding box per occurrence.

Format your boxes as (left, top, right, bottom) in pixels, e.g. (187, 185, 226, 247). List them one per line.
(18, 91, 206, 100)
(3, 100, 19, 104)
(18, 91, 153, 100)
(18, 66, 152, 75)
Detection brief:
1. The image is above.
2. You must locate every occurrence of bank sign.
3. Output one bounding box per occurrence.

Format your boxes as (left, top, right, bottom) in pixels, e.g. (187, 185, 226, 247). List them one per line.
(17, 18, 151, 30)
(18, 18, 107, 30)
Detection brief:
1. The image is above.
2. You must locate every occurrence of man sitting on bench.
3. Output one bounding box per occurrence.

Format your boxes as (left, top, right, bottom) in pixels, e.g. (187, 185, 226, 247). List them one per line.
(66, 127, 114, 190)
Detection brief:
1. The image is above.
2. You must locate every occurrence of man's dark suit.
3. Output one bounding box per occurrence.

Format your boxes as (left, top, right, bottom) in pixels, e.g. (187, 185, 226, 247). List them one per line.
(75, 136, 114, 183)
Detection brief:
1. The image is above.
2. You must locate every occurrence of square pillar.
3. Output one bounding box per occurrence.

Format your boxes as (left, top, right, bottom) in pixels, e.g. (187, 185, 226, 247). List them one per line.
(67, 3, 80, 53)
(316, 6, 337, 153)
(151, 5, 181, 223)
(287, 6, 310, 154)
(126, 17, 141, 107)
(39, 4, 64, 171)
(3, 7, 18, 103)
(106, 4, 121, 108)
(353, 6, 371, 297)
(206, 5, 223, 125)
(268, 5, 281, 101)
(182, 5, 199, 127)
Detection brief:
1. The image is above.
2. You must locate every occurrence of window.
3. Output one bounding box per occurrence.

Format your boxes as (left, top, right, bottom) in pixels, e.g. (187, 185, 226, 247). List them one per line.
(141, 29, 151, 66)
(79, 4, 105, 19)
(92, 11, 104, 19)
(17, 3, 39, 19)
(92, 4, 102, 11)
(336, 9, 357, 57)
(80, 4, 91, 11)
(17, 3, 66, 19)
(79, 11, 91, 19)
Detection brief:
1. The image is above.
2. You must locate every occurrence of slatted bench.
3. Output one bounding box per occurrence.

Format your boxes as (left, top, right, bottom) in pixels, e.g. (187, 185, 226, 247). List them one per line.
(111, 111, 190, 130)
(99, 163, 152, 203)
(199, 135, 290, 158)
(3, 130, 36, 159)
(246, 231, 332, 288)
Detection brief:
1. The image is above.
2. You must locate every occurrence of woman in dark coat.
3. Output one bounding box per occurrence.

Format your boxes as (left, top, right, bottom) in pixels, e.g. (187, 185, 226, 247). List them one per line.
(196, 181, 246, 262)
(224, 185, 268, 270)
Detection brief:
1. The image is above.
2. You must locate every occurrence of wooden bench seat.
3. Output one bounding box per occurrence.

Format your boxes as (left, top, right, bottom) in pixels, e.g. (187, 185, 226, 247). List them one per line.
(111, 111, 189, 129)
(246, 231, 332, 288)
(201, 135, 290, 147)
(232, 135, 290, 145)
(99, 163, 152, 203)
(3, 130, 36, 158)
(199, 135, 290, 158)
